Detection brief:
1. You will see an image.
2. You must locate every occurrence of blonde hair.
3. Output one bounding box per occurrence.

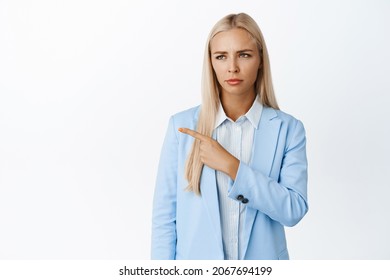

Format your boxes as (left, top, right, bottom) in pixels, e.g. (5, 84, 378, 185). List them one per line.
(185, 13, 279, 195)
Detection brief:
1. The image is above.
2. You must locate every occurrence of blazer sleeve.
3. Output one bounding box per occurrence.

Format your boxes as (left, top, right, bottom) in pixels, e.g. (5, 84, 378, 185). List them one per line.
(151, 116, 178, 259)
(228, 120, 308, 227)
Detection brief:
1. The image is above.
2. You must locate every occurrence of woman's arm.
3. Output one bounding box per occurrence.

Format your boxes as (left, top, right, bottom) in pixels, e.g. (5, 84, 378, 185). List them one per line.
(228, 120, 308, 227)
(179, 119, 308, 227)
(151, 116, 178, 259)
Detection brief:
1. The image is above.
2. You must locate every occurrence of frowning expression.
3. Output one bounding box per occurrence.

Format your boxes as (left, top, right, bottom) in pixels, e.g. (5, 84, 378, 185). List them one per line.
(210, 28, 261, 98)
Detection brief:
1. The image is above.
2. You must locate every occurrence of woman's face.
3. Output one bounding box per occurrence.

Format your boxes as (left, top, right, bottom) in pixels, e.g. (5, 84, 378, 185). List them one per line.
(210, 28, 261, 99)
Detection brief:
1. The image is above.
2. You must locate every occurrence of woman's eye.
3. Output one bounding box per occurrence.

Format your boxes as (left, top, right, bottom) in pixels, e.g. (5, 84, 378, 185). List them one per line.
(239, 53, 251, 58)
(215, 55, 225, 60)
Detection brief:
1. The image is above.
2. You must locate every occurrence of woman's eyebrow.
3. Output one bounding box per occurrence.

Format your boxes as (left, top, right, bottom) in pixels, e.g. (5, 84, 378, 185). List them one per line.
(212, 51, 228, 55)
(237, 49, 254, 52)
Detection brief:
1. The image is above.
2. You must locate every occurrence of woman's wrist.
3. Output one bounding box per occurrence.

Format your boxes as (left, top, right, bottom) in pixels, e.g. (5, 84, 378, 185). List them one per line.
(226, 156, 239, 180)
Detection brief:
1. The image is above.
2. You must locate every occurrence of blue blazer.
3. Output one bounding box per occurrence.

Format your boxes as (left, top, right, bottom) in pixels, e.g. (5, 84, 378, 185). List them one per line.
(152, 105, 308, 260)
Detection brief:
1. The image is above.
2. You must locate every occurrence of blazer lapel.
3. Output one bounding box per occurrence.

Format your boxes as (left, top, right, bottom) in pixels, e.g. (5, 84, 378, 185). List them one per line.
(242, 107, 282, 258)
(200, 163, 223, 253)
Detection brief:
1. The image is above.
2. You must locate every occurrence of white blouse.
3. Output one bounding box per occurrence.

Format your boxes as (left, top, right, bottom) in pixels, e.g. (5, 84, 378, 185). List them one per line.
(214, 95, 263, 259)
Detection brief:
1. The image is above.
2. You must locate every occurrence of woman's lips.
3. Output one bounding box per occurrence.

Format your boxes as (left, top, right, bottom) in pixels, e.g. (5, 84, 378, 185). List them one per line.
(226, 79, 243, 85)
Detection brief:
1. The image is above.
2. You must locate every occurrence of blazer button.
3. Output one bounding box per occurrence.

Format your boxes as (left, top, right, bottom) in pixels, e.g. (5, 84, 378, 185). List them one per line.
(242, 198, 249, 204)
(236, 195, 244, 201)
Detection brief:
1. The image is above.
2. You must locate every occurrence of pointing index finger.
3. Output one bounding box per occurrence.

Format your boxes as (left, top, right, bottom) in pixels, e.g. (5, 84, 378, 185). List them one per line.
(178, 128, 208, 141)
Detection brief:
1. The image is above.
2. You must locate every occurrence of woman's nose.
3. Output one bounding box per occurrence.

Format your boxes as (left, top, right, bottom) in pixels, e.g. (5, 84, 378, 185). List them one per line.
(228, 59, 239, 73)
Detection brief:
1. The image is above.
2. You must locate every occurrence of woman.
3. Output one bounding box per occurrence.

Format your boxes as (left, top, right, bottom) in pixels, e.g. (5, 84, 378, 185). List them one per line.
(152, 13, 308, 260)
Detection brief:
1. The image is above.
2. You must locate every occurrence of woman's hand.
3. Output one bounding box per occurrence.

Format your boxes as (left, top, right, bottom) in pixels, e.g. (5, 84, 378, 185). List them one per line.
(179, 128, 239, 180)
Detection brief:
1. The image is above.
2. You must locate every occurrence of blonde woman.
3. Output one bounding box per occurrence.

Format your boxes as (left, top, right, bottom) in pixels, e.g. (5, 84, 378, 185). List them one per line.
(152, 13, 308, 260)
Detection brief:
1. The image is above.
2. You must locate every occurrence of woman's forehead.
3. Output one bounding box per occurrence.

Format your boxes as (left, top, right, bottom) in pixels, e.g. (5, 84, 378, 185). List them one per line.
(210, 28, 257, 52)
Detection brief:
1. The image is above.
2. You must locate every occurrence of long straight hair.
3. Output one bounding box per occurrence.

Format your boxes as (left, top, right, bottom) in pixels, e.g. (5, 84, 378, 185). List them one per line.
(185, 13, 279, 195)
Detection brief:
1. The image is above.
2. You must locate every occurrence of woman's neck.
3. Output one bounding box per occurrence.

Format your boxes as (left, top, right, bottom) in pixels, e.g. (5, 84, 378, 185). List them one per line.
(220, 92, 256, 121)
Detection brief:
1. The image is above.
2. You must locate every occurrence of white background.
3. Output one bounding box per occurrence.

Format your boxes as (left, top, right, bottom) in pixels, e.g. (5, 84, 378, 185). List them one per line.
(0, 0, 389, 259)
